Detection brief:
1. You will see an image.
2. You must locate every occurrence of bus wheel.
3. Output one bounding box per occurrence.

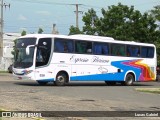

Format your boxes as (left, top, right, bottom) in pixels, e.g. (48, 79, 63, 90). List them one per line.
(105, 81, 116, 86)
(55, 73, 67, 86)
(123, 74, 134, 86)
(37, 81, 48, 86)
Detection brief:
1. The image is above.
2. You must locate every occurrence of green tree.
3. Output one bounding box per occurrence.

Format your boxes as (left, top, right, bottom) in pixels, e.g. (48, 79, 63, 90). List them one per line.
(68, 3, 160, 65)
(11, 39, 17, 57)
(69, 25, 83, 35)
(82, 8, 99, 35)
(97, 3, 157, 43)
(149, 5, 160, 65)
(21, 30, 27, 36)
(150, 5, 160, 21)
(38, 27, 44, 34)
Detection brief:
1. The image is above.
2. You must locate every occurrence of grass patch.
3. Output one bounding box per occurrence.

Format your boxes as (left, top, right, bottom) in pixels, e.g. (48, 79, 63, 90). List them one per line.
(0, 108, 6, 111)
(135, 88, 160, 94)
(0, 109, 5, 120)
(0, 71, 8, 73)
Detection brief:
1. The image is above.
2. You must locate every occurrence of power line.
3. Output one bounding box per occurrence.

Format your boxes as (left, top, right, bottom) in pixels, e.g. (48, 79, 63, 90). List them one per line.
(79, 6, 102, 13)
(134, 1, 160, 6)
(10, 0, 70, 5)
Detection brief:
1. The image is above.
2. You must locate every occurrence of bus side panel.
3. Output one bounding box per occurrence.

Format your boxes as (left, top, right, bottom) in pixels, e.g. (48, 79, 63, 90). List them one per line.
(51, 53, 72, 81)
(70, 59, 156, 82)
(52, 53, 156, 82)
(35, 65, 55, 82)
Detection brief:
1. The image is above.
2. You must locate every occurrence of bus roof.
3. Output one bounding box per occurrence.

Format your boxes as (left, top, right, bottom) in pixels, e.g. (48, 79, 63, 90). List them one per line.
(19, 34, 155, 47)
(68, 34, 155, 47)
(19, 34, 68, 39)
(69, 34, 114, 41)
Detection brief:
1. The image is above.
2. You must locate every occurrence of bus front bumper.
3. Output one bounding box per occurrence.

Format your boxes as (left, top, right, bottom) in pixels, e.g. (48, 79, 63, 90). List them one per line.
(13, 73, 35, 81)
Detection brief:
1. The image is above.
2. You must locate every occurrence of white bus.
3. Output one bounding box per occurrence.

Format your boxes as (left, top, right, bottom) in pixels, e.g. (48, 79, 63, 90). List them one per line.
(13, 34, 157, 86)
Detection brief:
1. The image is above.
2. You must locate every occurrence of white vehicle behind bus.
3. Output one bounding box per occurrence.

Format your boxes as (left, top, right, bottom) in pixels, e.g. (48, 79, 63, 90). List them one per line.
(13, 34, 157, 86)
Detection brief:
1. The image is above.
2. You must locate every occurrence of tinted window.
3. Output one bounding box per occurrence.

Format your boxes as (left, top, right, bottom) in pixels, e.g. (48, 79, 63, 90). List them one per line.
(14, 38, 36, 68)
(93, 42, 109, 55)
(141, 47, 154, 58)
(36, 38, 52, 67)
(75, 41, 92, 54)
(54, 38, 74, 53)
(127, 45, 140, 57)
(111, 44, 125, 56)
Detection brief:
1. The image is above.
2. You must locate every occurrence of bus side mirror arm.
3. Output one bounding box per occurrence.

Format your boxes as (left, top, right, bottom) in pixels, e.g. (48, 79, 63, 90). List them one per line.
(26, 45, 37, 55)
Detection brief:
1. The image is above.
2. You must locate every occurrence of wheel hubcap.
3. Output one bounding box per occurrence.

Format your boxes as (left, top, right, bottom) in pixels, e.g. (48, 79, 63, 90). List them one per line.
(57, 76, 64, 82)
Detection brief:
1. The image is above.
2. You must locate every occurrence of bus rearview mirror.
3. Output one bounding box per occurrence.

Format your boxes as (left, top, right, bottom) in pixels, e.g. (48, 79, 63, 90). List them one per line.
(26, 45, 36, 55)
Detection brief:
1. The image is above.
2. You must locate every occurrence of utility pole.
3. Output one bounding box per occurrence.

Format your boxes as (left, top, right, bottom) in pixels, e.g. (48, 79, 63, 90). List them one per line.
(72, 4, 83, 28)
(0, 0, 10, 57)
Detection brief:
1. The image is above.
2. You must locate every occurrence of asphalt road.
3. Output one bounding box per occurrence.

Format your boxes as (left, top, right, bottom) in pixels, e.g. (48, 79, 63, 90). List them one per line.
(0, 73, 160, 120)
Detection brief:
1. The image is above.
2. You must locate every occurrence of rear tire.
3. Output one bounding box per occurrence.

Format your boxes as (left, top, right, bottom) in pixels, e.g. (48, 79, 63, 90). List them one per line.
(123, 74, 134, 86)
(54, 73, 67, 86)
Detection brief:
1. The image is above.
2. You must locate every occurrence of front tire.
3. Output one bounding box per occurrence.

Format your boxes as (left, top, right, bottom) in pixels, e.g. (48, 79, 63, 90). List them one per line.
(54, 73, 67, 86)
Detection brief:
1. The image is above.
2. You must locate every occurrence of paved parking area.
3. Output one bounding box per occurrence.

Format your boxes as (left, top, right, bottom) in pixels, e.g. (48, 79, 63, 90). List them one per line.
(0, 73, 160, 120)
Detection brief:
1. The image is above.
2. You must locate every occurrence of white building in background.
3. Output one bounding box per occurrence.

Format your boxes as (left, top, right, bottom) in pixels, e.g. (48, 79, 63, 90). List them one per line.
(0, 33, 21, 71)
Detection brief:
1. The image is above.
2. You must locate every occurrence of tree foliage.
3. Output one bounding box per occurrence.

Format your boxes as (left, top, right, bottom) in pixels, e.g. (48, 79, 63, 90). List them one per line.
(83, 3, 158, 43)
(150, 5, 160, 21)
(149, 5, 160, 65)
(21, 30, 27, 36)
(69, 25, 83, 35)
(38, 27, 44, 34)
(69, 3, 160, 65)
(11, 39, 17, 56)
(69, 3, 159, 42)
(82, 8, 99, 35)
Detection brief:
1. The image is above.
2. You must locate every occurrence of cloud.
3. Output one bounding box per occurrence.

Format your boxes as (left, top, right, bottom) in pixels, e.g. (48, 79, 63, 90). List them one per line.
(18, 14, 27, 21)
(35, 11, 51, 16)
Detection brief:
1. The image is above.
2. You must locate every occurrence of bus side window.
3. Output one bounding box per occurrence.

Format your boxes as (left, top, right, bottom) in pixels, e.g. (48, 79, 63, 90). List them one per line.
(127, 46, 140, 57)
(111, 45, 117, 56)
(147, 47, 154, 58)
(102, 45, 109, 55)
(67, 40, 74, 53)
(127, 46, 131, 56)
(93, 43, 102, 54)
(36, 38, 52, 67)
(76, 41, 92, 54)
(55, 40, 64, 52)
(54, 39, 74, 53)
(119, 46, 125, 56)
(133, 47, 139, 57)
(76, 42, 85, 53)
(111, 44, 125, 56)
(141, 47, 147, 57)
(93, 42, 109, 55)
(86, 42, 92, 53)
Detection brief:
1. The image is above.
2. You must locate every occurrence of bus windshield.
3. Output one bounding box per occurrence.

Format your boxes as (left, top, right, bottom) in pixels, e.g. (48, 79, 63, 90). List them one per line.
(14, 38, 37, 68)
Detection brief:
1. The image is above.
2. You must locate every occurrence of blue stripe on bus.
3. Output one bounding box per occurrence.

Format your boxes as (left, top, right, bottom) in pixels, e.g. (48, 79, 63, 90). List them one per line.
(111, 59, 141, 80)
(37, 78, 54, 82)
(70, 60, 142, 81)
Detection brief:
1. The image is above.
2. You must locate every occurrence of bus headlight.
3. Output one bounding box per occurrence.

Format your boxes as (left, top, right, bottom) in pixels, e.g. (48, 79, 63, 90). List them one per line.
(23, 70, 33, 75)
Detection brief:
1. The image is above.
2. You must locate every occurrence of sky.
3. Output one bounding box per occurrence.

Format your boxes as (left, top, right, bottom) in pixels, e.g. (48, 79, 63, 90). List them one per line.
(2, 0, 160, 35)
